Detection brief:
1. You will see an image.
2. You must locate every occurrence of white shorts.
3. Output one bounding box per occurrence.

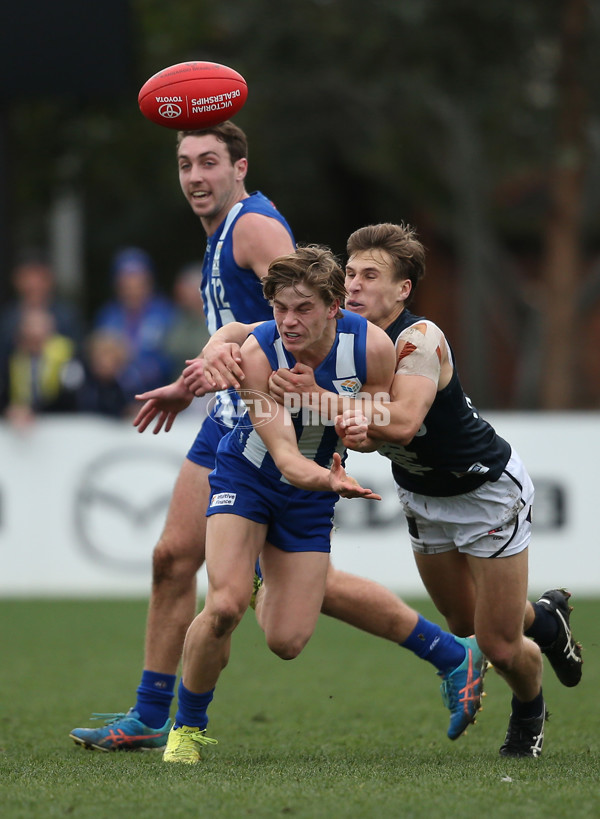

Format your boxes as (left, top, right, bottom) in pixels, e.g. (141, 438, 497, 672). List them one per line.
(395, 449, 534, 559)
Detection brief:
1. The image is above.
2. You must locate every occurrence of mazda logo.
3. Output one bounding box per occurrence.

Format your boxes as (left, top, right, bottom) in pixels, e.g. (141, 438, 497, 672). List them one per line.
(159, 103, 182, 118)
(74, 447, 182, 570)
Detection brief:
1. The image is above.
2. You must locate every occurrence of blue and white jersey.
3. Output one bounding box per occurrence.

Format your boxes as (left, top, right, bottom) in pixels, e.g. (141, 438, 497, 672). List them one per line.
(202, 191, 295, 333)
(201, 191, 295, 429)
(219, 309, 369, 483)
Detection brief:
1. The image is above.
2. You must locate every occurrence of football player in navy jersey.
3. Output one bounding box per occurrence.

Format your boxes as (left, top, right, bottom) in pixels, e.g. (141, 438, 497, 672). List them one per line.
(282, 223, 582, 758)
(70, 122, 296, 752)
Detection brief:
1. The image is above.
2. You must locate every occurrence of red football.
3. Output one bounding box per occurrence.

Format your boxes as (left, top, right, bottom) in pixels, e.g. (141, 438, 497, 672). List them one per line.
(138, 61, 248, 130)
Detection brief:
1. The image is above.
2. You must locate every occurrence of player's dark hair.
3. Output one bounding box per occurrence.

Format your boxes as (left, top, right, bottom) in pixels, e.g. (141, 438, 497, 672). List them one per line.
(176, 121, 248, 164)
(346, 223, 426, 305)
(263, 245, 346, 318)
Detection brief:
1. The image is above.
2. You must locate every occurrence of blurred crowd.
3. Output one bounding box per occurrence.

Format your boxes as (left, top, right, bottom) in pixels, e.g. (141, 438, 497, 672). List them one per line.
(0, 247, 210, 430)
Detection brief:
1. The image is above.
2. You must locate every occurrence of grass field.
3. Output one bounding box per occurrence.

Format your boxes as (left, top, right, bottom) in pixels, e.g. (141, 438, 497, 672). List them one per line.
(1, 596, 598, 818)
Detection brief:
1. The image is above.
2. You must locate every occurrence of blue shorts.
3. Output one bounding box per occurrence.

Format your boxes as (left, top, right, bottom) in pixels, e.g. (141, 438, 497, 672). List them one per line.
(206, 446, 338, 553)
(186, 410, 233, 469)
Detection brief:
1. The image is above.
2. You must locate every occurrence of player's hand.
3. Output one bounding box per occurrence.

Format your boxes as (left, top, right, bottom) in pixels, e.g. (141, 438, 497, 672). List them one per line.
(196, 342, 244, 390)
(328, 452, 381, 500)
(181, 357, 217, 396)
(269, 363, 318, 404)
(133, 380, 194, 434)
(334, 409, 371, 449)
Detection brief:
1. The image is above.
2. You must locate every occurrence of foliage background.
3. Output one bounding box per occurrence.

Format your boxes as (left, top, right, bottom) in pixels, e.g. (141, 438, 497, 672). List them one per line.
(2, 0, 600, 408)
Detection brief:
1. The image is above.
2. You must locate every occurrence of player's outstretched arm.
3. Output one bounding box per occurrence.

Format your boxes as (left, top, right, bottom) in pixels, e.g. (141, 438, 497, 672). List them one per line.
(133, 377, 194, 434)
(327, 452, 381, 499)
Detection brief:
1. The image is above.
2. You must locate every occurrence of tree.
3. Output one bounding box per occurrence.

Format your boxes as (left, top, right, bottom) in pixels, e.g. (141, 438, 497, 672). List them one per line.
(3, 0, 600, 407)
(539, 0, 589, 408)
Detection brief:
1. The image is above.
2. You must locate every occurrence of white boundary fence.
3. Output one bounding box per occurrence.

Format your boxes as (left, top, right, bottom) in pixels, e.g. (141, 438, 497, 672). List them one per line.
(0, 411, 597, 597)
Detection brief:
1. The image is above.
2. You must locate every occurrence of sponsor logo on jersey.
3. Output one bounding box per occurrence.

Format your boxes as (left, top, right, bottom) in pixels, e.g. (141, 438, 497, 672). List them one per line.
(466, 462, 490, 475)
(210, 492, 237, 507)
(332, 377, 362, 395)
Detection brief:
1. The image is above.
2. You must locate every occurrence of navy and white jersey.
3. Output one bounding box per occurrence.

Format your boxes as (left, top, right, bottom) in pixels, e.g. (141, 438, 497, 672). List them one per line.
(202, 191, 295, 334)
(379, 309, 511, 497)
(219, 309, 369, 483)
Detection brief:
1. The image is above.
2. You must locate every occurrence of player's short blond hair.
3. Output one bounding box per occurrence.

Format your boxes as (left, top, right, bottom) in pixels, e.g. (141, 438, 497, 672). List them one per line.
(263, 245, 345, 318)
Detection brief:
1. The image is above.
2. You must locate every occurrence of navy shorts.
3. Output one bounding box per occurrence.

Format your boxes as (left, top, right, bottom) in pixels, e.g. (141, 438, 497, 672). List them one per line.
(206, 446, 338, 553)
(186, 410, 232, 469)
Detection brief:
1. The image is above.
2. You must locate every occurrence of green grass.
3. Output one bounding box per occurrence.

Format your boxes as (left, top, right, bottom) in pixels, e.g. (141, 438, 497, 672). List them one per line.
(1, 597, 599, 818)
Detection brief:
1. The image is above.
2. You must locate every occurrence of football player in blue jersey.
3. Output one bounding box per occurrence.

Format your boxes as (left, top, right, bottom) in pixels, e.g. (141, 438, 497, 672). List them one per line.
(162, 245, 487, 764)
(69, 122, 296, 752)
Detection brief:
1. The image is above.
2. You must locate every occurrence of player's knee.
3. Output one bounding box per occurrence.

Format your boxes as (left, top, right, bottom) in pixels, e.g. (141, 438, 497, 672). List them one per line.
(207, 596, 245, 639)
(266, 630, 309, 661)
(477, 637, 518, 672)
(152, 537, 203, 587)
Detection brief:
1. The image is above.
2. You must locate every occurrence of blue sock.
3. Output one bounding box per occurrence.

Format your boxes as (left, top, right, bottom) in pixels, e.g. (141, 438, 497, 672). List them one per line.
(174, 680, 214, 730)
(401, 615, 465, 673)
(135, 670, 176, 729)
